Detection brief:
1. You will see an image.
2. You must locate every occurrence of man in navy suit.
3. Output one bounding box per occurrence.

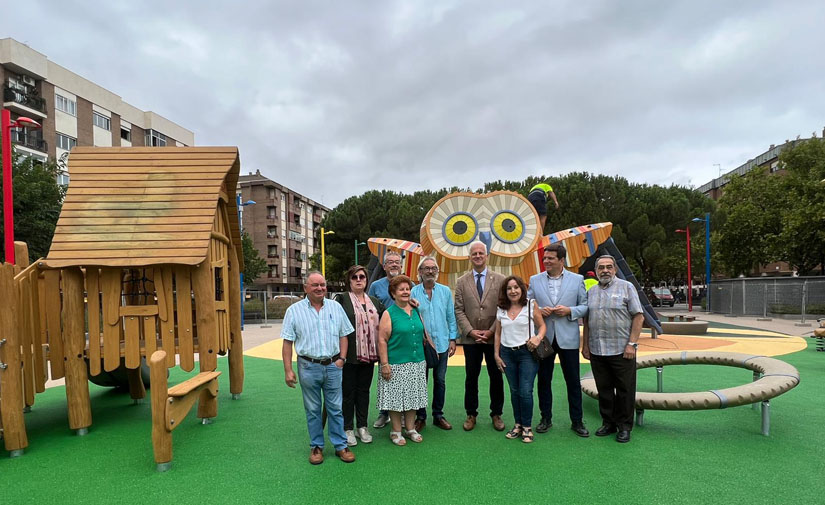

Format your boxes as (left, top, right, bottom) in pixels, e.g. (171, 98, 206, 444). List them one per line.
(527, 243, 590, 437)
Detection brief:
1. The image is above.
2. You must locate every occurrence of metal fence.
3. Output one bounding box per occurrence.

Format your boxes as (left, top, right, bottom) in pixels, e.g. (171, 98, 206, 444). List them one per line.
(709, 277, 825, 321)
(242, 290, 347, 324)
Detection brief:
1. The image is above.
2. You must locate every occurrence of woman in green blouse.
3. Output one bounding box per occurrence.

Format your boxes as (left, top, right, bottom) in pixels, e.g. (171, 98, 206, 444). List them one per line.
(376, 275, 435, 446)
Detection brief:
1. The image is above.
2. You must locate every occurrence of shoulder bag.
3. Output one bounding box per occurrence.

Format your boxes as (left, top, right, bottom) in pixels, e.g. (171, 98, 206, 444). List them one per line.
(529, 299, 554, 361)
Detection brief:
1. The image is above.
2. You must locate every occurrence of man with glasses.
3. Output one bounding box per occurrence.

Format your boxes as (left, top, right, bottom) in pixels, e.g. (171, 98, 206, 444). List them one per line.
(368, 251, 403, 308)
(369, 250, 403, 428)
(282, 271, 355, 464)
(582, 255, 643, 443)
(411, 256, 458, 431)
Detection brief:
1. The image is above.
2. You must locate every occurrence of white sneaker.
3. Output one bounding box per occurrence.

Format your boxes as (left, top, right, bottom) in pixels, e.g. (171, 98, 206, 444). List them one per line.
(345, 429, 357, 447)
(373, 413, 389, 429)
(357, 427, 373, 444)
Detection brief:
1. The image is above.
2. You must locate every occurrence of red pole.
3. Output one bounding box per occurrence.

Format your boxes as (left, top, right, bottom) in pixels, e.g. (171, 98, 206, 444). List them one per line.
(2, 109, 14, 265)
(686, 226, 692, 312)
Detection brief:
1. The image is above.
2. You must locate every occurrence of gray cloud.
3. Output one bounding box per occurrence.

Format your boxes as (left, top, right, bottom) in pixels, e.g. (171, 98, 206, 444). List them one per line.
(9, 0, 825, 206)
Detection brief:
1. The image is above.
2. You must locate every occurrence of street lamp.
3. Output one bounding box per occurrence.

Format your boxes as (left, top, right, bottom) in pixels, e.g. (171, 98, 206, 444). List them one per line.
(320, 227, 334, 277)
(692, 213, 711, 312)
(354, 239, 366, 265)
(675, 227, 692, 312)
(2, 110, 42, 264)
(236, 195, 255, 329)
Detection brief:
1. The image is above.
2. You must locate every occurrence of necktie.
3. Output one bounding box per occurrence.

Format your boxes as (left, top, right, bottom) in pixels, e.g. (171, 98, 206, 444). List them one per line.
(476, 273, 483, 299)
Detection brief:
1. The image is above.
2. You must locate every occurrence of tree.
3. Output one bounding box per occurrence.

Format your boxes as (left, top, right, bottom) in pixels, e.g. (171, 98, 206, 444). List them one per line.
(776, 139, 825, 274)
(0, 149, 64, 263)
(716, 167, 784, 276)
(241, 231, 267, 286)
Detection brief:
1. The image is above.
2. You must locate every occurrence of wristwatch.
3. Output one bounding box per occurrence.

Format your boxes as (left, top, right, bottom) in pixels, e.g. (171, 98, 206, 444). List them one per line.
(627, 342, 638, 349)
(337, 357, 346, 364)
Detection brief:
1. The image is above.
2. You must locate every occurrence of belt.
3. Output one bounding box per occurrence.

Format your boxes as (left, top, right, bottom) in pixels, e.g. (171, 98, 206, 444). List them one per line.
(299, 354, 341, 366)
(503, 344, 528, 351)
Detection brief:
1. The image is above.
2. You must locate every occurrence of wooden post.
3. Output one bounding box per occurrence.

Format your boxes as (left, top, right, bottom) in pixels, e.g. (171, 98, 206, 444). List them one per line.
(227, 245, 244, 397)
(126, 366, 146, 402)
(42, 270, 65, 379)
(61, 267, 92, 434)
(13, 241, 29, 268)
(0, 263, 28, 455)
(149, 350, 172, 471)
(191, 261, 217, 372)
(175, 267, 195, 372)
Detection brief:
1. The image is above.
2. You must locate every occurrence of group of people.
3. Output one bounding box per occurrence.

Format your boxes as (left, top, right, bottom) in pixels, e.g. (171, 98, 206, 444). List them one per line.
(281, 241, 644, 465)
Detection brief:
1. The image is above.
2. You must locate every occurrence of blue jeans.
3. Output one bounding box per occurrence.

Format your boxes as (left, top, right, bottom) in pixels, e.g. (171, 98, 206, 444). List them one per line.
(297, 358, 347, 450)
(417, 351, 449, 420)
(500, 345, 539, 427)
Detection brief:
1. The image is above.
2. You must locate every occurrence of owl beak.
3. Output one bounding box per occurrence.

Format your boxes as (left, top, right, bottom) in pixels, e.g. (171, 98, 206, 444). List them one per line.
(478, 231, 492, 252)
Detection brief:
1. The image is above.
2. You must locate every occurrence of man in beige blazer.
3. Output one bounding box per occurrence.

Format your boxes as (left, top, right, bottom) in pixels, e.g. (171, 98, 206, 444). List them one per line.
(454, 240, 506, 431)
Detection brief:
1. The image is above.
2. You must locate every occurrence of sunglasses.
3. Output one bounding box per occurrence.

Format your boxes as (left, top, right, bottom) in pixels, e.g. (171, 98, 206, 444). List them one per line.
(351, 274, 367, 280)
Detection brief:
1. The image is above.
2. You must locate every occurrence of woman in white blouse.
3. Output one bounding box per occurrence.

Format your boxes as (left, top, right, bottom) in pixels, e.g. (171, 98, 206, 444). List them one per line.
(493, 276, 546, 443)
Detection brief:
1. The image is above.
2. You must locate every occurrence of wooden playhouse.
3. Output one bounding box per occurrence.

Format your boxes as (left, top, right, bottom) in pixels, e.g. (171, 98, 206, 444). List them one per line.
(0, 146, 245, 459)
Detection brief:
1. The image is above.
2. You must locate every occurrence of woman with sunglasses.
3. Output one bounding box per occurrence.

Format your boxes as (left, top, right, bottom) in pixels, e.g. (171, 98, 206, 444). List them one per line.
(334, 265, 386, 447)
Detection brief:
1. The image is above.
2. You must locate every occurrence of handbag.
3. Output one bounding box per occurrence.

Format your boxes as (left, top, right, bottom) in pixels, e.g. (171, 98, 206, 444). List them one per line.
(529, 300, 554, 361)
(416, 308, 440, 369)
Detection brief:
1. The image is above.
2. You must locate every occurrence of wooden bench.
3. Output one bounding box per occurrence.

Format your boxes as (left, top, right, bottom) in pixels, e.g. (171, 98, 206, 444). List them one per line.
(149, 350, 221, 472)
(664, 315, 696, 323)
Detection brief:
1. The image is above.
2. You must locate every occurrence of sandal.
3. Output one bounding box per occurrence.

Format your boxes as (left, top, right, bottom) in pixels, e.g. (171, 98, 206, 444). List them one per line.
(404, 429, 423, 443)
(390, 431, 406, 446)
(505, 425, 523, 440)
(522, 427, 534, 443)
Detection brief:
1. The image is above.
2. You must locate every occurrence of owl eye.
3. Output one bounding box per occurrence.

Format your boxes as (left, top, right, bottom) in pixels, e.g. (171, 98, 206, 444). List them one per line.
(443, 212, 478, 246)
(491, 210, 524, 244)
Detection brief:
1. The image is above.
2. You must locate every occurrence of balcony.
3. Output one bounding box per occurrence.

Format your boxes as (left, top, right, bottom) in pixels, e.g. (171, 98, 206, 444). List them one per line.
(267, 253, 280, 258)
(267, 232, 278, 239)
(10, 129, 48, 153)
(3, 86, 47, 118)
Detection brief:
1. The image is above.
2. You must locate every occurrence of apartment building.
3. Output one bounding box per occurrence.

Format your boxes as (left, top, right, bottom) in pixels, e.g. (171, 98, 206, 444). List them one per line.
(1, 38, 193, 182)
(238, 170, 330, 294)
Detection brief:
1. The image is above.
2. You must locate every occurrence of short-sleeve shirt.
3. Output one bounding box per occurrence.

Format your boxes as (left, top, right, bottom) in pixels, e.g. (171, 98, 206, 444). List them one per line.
(530, 183, 554, 194)
(586, 278, 643, 356)
(281, 297, 354, 359)
(386, 305, 425, 365)
(496, 301, 536, 348)
(368, 277, 394, 308)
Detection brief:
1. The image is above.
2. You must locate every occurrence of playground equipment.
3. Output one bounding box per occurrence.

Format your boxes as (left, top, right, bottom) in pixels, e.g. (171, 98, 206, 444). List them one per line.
(367, 190, 663, 334)
(581, 351, 800, 436)
(0, 147, 245, 458)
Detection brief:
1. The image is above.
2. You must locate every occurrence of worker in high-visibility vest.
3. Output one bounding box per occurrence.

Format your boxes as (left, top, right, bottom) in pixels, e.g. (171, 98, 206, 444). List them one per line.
(527, 182, 560, 233)
(584, 271, 598, 291)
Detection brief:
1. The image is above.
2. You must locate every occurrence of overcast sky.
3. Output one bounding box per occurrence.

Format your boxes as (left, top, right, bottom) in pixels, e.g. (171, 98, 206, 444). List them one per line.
(8, 1, 825, 207)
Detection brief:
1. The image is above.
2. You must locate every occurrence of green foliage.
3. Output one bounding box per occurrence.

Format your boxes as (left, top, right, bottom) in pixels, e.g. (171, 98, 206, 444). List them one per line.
(321, 173, 716, 285)
(717, 139, 825, 276)
(0, 148, 64, 262)
(241, 231, 267, 285)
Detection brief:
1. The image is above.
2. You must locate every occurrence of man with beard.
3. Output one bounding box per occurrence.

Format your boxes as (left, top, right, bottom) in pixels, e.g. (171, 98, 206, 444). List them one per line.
(582, 255, 643, 443)
(411, 256, 458, 431)
(369, 251, 403, 428)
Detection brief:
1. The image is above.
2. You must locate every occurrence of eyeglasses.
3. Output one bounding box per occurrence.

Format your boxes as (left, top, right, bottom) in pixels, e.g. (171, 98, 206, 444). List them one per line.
(384, 260, 401, 265)
(351, 274, 367, 280)
(420, 267, 439, 272)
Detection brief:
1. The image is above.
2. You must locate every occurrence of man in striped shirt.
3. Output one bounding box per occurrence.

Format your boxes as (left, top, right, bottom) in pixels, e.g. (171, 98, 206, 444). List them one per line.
(582, 255, 643, 444)
(282, 271, 356, 464)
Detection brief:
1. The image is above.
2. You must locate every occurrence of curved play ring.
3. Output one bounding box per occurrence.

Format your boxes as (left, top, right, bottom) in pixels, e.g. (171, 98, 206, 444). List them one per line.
(581, 351, 800, 410)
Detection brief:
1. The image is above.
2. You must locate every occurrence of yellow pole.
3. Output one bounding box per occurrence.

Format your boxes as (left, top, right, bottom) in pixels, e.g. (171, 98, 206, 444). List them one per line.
(321, 227, 326, 277)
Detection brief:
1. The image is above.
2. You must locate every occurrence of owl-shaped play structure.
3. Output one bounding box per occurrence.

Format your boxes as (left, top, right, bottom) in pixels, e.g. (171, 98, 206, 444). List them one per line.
(368, 190, 662, 332)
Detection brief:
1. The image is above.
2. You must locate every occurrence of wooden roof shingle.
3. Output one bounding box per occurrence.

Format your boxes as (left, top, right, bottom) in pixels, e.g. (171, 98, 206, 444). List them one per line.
(44, 147, 244, 269)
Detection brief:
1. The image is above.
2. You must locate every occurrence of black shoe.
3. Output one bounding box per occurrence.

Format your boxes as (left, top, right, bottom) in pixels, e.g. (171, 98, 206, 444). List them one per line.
(571, 422, 590, 438)
(616, 430, 631, 443)
(595, 424, 617, 437)
(536, 417, 552, 433)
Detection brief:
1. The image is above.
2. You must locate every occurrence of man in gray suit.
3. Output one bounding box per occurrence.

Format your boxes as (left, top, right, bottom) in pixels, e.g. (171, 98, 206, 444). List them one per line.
(527, 243, 590, 437)
(454, 241, 506, 432)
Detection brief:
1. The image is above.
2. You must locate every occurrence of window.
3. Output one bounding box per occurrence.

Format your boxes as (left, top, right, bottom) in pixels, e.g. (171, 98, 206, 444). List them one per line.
(93, 112, 111, 131)
(120, 127, 131, 141)
(268, 245, 278, 257)
(267, 226, 277, 238)
(268, 188, 276, 200)
(56, 133, 77, 151)
(55, 94, 77, 116)
(145, 129, 167, 147)
(57, 171, 70, 186)
(214, 267, 224, 301)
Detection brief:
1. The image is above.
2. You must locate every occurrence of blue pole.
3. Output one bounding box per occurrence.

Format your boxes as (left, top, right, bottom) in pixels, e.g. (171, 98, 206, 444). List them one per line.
(705, 212, 711, 312)
(237, 193, 245, 330)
